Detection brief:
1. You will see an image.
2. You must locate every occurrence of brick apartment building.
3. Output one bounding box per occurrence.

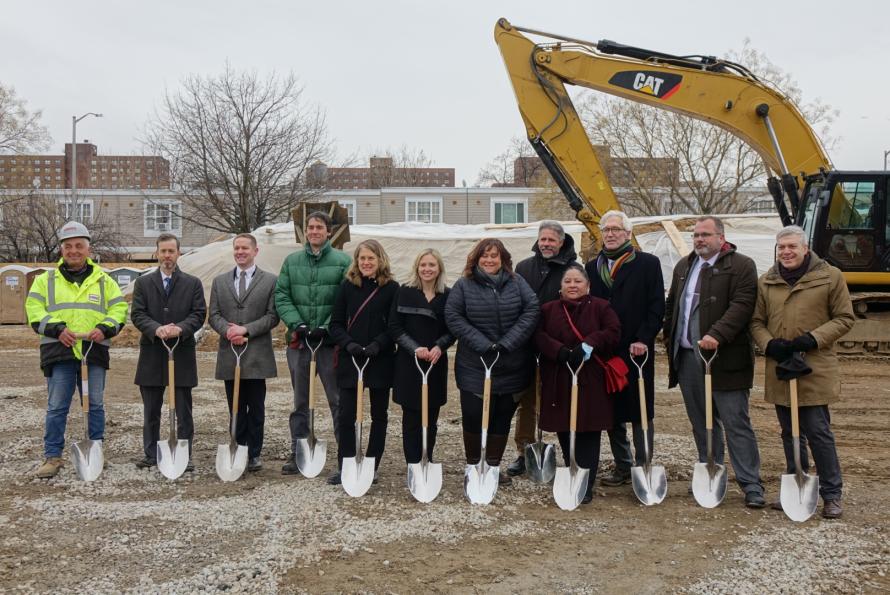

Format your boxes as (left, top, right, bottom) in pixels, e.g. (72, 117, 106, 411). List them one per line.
(308, 157, 455, 189)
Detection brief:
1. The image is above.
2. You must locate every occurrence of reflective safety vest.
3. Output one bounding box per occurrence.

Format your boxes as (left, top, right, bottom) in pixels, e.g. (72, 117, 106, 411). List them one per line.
(25, 258, 129, 360)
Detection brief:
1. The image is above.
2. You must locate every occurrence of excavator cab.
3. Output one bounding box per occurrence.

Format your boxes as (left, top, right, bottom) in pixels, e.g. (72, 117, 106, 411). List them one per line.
(798, 173, 890, 285)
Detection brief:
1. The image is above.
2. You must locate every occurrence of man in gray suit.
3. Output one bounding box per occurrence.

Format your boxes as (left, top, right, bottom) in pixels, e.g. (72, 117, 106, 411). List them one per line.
(209, 233, 280, 472)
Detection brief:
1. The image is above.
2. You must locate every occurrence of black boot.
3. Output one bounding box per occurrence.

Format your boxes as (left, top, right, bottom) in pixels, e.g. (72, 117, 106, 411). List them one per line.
(486, 434, 512, 486)
(463, 432, 482, 465)
(506, 455, 526, 477)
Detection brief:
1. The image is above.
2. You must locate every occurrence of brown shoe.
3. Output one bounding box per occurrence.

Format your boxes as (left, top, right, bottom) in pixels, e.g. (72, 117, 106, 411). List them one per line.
(770, 498, 783, 511)
(36, 457, 63, 479)
(822, 499, 843, 519)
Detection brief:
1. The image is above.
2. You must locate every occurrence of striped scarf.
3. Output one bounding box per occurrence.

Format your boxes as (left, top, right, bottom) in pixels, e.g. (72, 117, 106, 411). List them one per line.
(596, 241, 636, 289)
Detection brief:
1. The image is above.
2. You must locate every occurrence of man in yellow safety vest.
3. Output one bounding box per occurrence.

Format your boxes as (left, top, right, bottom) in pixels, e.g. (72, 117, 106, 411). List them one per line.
(25, 221, 129, 479)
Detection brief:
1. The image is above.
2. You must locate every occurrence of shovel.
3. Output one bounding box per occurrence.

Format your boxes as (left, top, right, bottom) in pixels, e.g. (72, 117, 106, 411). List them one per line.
(629, 347, 667, 506)
(525, 355, 556, 484)
(295, 335, 327, 478)
(779, 377, 819, 522)
(691, 347, 727, 508)
(215, 340, 249, 482)
(157, 337, 190, 480)
(70, 337, 103, 482)
(341, 355, 374, 497)
(464, 352, 501, 505)
(407, 354, 443, 503)
(553, 360, 589, 511)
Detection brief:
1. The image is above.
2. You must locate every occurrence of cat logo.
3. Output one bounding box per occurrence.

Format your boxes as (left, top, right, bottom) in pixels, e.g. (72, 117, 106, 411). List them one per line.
(608, 70, 683, 100)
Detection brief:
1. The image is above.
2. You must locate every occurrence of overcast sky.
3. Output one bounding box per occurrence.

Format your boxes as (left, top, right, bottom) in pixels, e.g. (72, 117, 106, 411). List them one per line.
(3, 0, 888, 184)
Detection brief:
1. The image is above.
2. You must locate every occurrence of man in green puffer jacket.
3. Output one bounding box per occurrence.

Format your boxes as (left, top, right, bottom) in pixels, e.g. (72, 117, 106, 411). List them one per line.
(275, 211, 351, 480)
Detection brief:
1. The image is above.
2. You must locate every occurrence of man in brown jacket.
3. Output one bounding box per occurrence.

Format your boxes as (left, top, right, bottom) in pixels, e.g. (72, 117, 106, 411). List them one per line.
(750, 225, 854, 519)
(664, 216, 765, 508)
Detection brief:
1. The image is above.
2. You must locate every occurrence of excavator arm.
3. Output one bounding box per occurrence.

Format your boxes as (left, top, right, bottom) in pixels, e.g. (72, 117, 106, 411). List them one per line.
(494, 18, 833, 232)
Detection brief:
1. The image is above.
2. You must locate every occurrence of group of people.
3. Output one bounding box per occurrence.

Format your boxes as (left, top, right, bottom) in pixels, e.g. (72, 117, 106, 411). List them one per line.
(27, 211, 853, 518)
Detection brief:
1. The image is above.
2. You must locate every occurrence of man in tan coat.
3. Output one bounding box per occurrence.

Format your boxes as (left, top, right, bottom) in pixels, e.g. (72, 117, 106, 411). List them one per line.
(750, 225, 854, 519)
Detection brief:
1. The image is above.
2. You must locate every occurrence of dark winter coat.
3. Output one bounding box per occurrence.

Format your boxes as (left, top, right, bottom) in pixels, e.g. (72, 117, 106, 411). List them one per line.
(329, 277, 398, 389)
(388, 286, 455, 410)
(515, 234, 578, 305)
(535, 296, 622, 432)
(131, 268, 207, 387)
(587, 251, 665, 422)
(444, 269, 539, 395)
(664, 244, 757, 391)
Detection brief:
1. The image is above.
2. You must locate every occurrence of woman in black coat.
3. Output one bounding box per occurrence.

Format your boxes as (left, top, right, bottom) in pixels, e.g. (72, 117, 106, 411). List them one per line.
(330, 239, 399, 482)
(586, 210, 665, 486)
(444, 238, 539, 485)
(388, 249, 454, 464)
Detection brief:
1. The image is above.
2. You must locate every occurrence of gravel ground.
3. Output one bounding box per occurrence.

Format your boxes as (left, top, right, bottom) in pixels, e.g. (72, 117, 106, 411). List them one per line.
(0, 325, 888, 594)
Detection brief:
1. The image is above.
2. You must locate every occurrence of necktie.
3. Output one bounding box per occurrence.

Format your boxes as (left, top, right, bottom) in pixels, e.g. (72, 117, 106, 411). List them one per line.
(687, 262, 710, 344)
(238, 270, 247, 298)
(164, 276, 172, 296)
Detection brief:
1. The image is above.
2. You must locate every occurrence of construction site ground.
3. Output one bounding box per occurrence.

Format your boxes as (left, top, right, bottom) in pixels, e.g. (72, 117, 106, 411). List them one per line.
(0, 324, 887, 594)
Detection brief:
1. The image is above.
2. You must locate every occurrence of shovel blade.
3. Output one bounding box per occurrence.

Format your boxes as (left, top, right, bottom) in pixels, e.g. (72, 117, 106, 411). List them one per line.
(631, 464, 667, 506)
(215, 442, 248, 482)
(157, 439, 190, 480)
(71, 439, 104, 482)
(525, 442, 556, 484)
(553, 466, 590, 511)
(295, 437, 327, 478)
(408, 461, 443, 503)
(780, 472, 819, 522)
(464, 462, 499, 505)
(342, 456, 375, 497)
(692, 462, 727, 508)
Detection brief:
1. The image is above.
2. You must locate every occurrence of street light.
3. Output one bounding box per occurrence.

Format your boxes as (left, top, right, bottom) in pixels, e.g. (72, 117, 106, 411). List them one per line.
(71, 112, 102, 222)
(884, 149, 890, 171)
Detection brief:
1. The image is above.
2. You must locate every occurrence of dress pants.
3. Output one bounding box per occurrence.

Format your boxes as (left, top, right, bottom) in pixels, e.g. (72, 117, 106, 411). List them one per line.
(337, 386, 389, 470)
(607, 421, 653, 471)
(286, 345, 340, 449)
(775, 404, 843, 501)
(510, 384, 536, 451)
(224, 378, 266, 459)
(401, 404, 441, 464)
(140, 385, 194, 461)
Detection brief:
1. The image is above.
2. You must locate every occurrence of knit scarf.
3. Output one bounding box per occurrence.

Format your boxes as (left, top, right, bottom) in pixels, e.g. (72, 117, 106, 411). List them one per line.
(596, 241, 636, 289)
(778, 253, 812, 286)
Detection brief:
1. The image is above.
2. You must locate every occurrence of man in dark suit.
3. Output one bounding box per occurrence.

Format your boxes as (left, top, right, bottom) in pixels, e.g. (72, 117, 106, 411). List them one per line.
(131, 233, 207, 471)
(586, 210, 664, 488)
(208, 233, 279, 472)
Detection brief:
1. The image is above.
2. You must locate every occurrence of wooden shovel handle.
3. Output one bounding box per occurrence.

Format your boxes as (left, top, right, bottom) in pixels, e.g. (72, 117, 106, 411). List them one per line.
(481, 377, 491, 430)
(534, 364, 542, 416)
(790, 378, 800, 438)
(308, 358, 317, 410)
(569, 379, 579, 433)
(638, 377, 648, 433)
(80, 362, 90, 413)
(356, 378, 364, 422)
(167, 358, 176, 410)
(704, 372, 713, 431)
(232, 363, 242, 413)
(421, 382, 429, 428)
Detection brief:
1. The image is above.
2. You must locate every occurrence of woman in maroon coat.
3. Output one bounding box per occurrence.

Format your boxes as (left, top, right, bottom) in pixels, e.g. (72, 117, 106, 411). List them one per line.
(535, 264, 621, 503)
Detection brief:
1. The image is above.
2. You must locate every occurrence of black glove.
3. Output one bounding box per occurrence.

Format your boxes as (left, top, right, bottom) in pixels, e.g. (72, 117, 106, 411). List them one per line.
(568, 344, 586, 367)
(484, 343, 501, 357)
(363, 342, 380, 357)
(557, 346, 571, 363)
(307, 327, 327, 341)
(293, 323, 309, 339)
(791, 333, 818, 353)
(765, 338, 793, 362)
(346, 342, 365, 357)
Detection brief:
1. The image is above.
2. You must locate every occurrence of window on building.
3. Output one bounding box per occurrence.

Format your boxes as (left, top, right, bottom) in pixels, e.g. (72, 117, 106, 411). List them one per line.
(59, 200, 94, 222)
(405, 197, 442, 223)
(144, 199, 183, 234)
(491, 198, 528, 224)
(339, 200, 357, 225)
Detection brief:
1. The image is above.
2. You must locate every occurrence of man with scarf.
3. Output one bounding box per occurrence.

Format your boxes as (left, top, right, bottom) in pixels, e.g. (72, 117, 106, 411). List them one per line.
(664, 215, 766, 508)
(507, 220, 577, 477)
(750, 225, 853, 518)
(587, 210, 664, 488)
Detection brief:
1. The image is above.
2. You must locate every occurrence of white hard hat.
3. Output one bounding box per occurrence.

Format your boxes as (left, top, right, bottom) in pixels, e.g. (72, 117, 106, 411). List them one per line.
(58, 220, 91, 242)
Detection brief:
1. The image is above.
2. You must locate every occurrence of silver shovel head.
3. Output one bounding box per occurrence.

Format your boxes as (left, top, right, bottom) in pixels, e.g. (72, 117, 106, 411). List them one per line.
(157, 439, 190, 480)
(295, 437, 327, 478)
(408, 460, 443, 503)
(553, 465, 590, 511)
(692, 461, 727, 508)
(215, 442, 248, 482)
(71, 439, 104, 482)
(631, 464, 667, 506)
(780, 472, 819, 522)
(464, 461, 499, 505)
(342, 455, 375, 497)
(525, 442, 556, 484)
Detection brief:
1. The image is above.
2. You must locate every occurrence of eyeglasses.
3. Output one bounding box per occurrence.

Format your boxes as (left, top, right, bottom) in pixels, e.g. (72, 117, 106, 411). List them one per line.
(601, 227, 626, 234)
(692, 232, 717, 238)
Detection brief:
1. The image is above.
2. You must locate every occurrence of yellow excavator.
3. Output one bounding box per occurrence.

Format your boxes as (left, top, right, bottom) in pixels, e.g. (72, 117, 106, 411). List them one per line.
(494, 18, 890, 354)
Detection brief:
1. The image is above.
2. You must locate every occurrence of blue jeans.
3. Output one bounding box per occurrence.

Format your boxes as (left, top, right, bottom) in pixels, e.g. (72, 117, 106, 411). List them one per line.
(45, 360, 106, 458)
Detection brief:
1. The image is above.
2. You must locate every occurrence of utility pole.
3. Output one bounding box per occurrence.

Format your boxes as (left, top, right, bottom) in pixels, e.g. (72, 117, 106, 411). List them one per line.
(70, 112, 102, 221)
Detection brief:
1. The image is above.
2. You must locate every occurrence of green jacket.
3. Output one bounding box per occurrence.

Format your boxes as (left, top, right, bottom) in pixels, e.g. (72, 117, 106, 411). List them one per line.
(275, 240, 351, 343)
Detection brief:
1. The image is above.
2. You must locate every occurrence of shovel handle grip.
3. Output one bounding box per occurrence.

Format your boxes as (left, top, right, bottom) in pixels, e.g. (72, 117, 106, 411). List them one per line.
(167, 358, 176, 410)
(789, 378, 800, 438)
(356, 379, 364, 422)
(481, 377, 491, 430)
(308, 359, 317, 409)
(80, 362, 90, 413)
(637, 377, 648, 433)
(704, 373, 713, 431)
(569, 381, 579, 433)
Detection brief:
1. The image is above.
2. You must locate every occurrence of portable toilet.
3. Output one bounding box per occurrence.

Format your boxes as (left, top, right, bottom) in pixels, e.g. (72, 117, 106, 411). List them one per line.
(108, 266, 143, 290)
(0, 265, 32, 324)
(26, 267, 50, 292)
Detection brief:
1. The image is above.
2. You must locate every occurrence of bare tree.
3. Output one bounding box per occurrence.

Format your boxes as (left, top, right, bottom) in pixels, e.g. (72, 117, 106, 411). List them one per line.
(362, 145, 441, 187)
(0, 83, 51, 156)
(475, 136, 548, 187)
(579, 40, 837, 216)
(143, 65, 333, 234)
